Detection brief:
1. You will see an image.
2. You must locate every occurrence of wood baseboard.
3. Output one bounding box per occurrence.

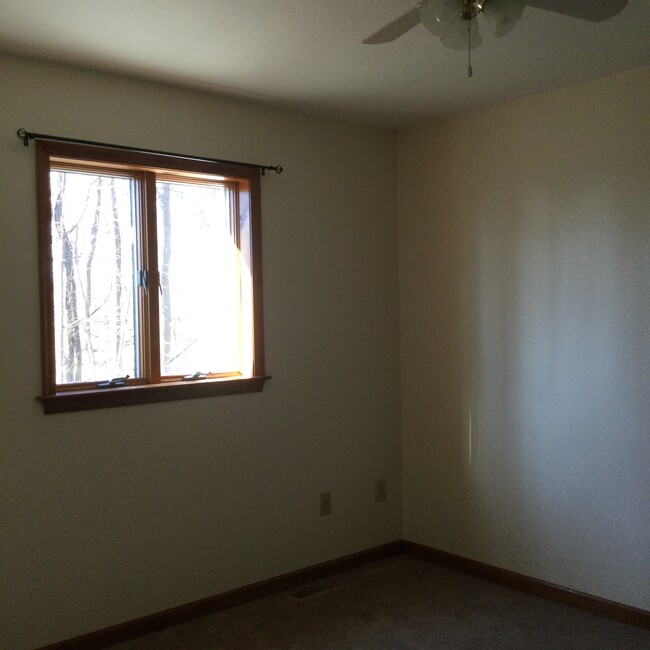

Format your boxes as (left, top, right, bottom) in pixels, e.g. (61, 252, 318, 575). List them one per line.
(38, 539, 650, 647)
(403, 540, 650, 631)
(40, 541, 404, 649)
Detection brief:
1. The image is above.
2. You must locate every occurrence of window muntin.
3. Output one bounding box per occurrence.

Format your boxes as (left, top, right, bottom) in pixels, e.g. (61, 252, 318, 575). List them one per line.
(35, 140, 267, 411)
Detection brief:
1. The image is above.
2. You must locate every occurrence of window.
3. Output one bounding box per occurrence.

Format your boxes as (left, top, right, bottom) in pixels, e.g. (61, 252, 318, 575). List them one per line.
(35, 140, 268, 413)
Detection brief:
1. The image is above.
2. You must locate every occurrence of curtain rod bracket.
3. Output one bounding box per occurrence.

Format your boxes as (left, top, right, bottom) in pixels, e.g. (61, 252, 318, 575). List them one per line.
(15, 128, 283, 174)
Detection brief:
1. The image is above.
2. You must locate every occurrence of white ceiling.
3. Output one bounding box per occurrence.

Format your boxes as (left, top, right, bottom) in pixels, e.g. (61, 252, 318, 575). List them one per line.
(1, 0, 649, 127)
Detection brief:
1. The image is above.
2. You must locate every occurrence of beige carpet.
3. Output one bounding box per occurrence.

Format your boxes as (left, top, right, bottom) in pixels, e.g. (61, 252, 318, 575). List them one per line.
(111, 556, 650, 649)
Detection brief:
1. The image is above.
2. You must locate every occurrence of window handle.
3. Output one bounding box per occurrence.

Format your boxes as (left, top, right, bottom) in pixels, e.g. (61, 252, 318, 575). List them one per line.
(98, 375, 130, 388)
(183, 372, 209, 381)
(138, 270, 148, 294)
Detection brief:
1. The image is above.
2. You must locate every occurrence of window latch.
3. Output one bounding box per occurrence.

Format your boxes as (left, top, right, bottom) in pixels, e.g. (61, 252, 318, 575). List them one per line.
(98, 375, 130, 388)
(138, 270, 148, 294)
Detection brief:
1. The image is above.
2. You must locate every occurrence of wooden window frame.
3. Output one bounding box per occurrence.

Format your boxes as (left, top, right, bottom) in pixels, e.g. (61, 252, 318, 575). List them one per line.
(35, 140, 269, 414)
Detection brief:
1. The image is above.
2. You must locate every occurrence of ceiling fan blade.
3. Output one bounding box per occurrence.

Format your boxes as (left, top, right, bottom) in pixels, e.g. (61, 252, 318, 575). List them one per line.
(362, 6, 421, 44)
(524, 0, 628, 23)
(482, 0, 525, 37)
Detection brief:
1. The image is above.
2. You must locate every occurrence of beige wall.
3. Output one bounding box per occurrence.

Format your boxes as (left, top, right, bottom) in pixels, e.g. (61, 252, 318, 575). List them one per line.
(2, 52, 649, 648)
(0, 55, 401, 648)
(398, 67, 650, 611)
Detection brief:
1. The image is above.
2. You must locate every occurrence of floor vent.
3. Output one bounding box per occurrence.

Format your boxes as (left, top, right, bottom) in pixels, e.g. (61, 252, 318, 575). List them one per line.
(290, 584, 341, 600)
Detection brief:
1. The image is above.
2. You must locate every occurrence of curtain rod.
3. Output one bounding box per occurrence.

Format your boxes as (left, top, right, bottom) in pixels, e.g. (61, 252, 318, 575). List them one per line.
(16, 128, 283, 175)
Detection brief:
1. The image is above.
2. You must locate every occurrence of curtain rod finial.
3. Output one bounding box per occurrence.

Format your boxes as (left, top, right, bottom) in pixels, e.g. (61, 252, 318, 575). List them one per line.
(262, 164, 283, 176)
(17, 128, 29, 146)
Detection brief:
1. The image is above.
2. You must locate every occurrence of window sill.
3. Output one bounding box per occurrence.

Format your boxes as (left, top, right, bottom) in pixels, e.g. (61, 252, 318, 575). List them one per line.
(37, 375, 271, 414)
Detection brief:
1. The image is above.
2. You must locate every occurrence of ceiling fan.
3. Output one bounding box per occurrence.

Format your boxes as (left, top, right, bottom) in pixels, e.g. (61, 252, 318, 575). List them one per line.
(363, 0, 628, 75)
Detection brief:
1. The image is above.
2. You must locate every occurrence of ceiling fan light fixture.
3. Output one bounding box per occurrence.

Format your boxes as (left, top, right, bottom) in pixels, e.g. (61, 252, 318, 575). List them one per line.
(482, 0, 526, 37)
(419, 0, 458, 35)
(420, 0, 483, 50)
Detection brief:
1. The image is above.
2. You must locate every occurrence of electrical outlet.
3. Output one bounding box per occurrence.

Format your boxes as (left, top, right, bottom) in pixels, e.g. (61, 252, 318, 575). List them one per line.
(320, 492, 331, 516)
(375, 478, 387, 502)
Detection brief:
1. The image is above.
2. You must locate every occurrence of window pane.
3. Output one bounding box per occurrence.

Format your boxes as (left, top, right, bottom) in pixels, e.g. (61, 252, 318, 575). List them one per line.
(50, 170, 138, 384)
(157, 180, 241, 376)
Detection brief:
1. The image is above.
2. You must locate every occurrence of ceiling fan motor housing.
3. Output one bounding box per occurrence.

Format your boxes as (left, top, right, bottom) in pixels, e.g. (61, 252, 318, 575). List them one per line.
(462, 1, 481, 21)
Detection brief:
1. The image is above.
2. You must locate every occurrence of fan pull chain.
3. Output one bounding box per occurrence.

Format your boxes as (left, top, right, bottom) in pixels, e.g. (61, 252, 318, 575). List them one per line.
(468, 18, 473, 77)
